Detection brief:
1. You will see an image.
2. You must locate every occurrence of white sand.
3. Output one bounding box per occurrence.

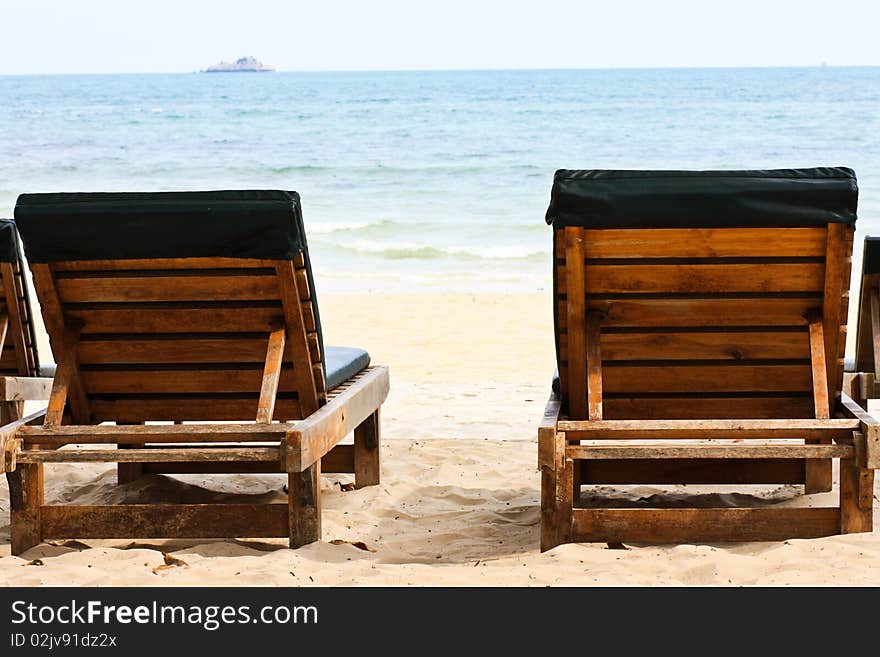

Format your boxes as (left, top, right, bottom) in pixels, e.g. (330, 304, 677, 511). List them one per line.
(2, 293, 879, 586)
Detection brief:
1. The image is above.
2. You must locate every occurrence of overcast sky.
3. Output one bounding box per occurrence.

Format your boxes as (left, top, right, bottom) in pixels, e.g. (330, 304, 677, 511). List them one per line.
(2, 0, 878, 74)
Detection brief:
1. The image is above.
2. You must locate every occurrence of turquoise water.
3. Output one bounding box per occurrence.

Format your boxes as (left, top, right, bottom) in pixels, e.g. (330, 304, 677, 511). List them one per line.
(2, 67, 879, 293)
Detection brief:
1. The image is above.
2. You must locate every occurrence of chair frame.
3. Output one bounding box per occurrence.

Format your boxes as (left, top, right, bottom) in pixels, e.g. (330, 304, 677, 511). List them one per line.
(2, 254, 388, 554)
(540, 224, 877, 550)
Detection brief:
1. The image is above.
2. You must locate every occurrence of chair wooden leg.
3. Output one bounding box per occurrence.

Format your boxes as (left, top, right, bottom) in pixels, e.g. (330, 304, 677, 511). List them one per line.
(540, 463, 560, 552)
(289, 460, 321, 548)
(7, 462, 44, 556)
(840, 456, 874, 533)
(353, 409, 380, 488)
(540, 430, 573, 551)
(559, 457, 574, 542)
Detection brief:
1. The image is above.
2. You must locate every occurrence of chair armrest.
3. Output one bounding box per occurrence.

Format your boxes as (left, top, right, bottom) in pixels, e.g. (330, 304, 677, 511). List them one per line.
(0, 376, 53, 402)
(840, 392, 880, 469)
(1, 408, 48, 473)
(284, 366, 389, 472)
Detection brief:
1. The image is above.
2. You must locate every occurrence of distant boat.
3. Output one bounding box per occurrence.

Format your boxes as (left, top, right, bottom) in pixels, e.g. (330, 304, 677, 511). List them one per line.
(203, 56, 276, 73)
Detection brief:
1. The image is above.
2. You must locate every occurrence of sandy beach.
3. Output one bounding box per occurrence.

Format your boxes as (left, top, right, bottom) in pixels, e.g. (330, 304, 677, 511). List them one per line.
(2, 292, 879, 586)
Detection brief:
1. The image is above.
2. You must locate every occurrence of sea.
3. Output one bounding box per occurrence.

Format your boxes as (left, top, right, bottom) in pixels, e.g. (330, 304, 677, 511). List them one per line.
(1, 67, 879, 295)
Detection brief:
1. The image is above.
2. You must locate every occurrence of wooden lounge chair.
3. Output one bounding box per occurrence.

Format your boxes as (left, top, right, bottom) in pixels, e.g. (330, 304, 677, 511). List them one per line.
(3, 191, 388, 555)
(0, 219, 52, 426)
(540, 168, 878, 549)
(851, 237, 880, 403)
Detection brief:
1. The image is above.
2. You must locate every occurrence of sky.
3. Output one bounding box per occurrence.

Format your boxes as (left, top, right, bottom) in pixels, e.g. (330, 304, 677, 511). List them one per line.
(1, 0, 879, 74)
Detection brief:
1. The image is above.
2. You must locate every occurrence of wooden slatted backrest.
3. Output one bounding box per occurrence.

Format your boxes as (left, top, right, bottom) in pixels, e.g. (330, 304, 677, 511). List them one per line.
(0, 221, 39, 377)
(548, 169, 858, 421)
(554, 225, 853, 420)
(15, 190, 325, 425)
(855, 236, 880, 377)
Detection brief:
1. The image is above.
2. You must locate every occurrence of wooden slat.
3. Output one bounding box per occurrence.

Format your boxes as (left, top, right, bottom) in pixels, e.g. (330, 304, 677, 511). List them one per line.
(582, 330, 809, 361)
(294, 268, 311, 301)
(578, 297, 819, 328)
(88, 397, 303, 423)
(586, 312, 602, 420)
(602, 364, 812, 394)
(256, 324, 286, 423)
(566, 443, 853, 460)
(18, 447, 281, 464)
(68, 306, 295, 334)
(603, 395, 814, 420)
(142, 444, 354, 475)
(78, 337, 272, 364)
(20, 422, 290, 445)
(53, 258, 279, 271)
(580, 459, 806, 485)
(571, 507, 840, 543)
(80, 368, 307, 394)
(822, 223, 849, 401)
(806, 316, 834, 505)
(568, 227, 827, 259)
(808, 312, 830, 418)
(41, 504, 289, 539)
(557, 418, 858, 439)
(55, 275, 279, 302)
(561, 263, 824, 294)
(565, 227, 587, 419)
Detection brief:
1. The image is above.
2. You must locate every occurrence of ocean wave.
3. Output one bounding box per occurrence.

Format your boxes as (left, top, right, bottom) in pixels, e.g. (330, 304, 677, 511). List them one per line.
(309, 220, 380, 234)
(268, 164, 333, 174)
(320, 240, 547, 261)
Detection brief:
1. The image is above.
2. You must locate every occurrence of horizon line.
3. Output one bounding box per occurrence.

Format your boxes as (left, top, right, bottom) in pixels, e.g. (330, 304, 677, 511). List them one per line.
(2, 63, 880, 76)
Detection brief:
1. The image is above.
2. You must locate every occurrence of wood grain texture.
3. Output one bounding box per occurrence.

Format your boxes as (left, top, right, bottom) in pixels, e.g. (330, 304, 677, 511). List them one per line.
(41, 504, 289, 539)
(566, 443, 852, 460)
(285, 366, 389, 472)
(289, 461, 321, 548)
(569, 227, 827, 259)
(353, 409, 380, 488)
(557, 418, 857, 439)
(822, 223, 851, 403)
(255, 323, 286, 423)
(564, 227, 587, 419)
(586, 312, 602, 420)
(561, 263, 824, 294)
(806, 310, 833, 494)
(276, 261, 320, 417)
(580, 459, 806, 485)
(571, 507, 841, 543)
